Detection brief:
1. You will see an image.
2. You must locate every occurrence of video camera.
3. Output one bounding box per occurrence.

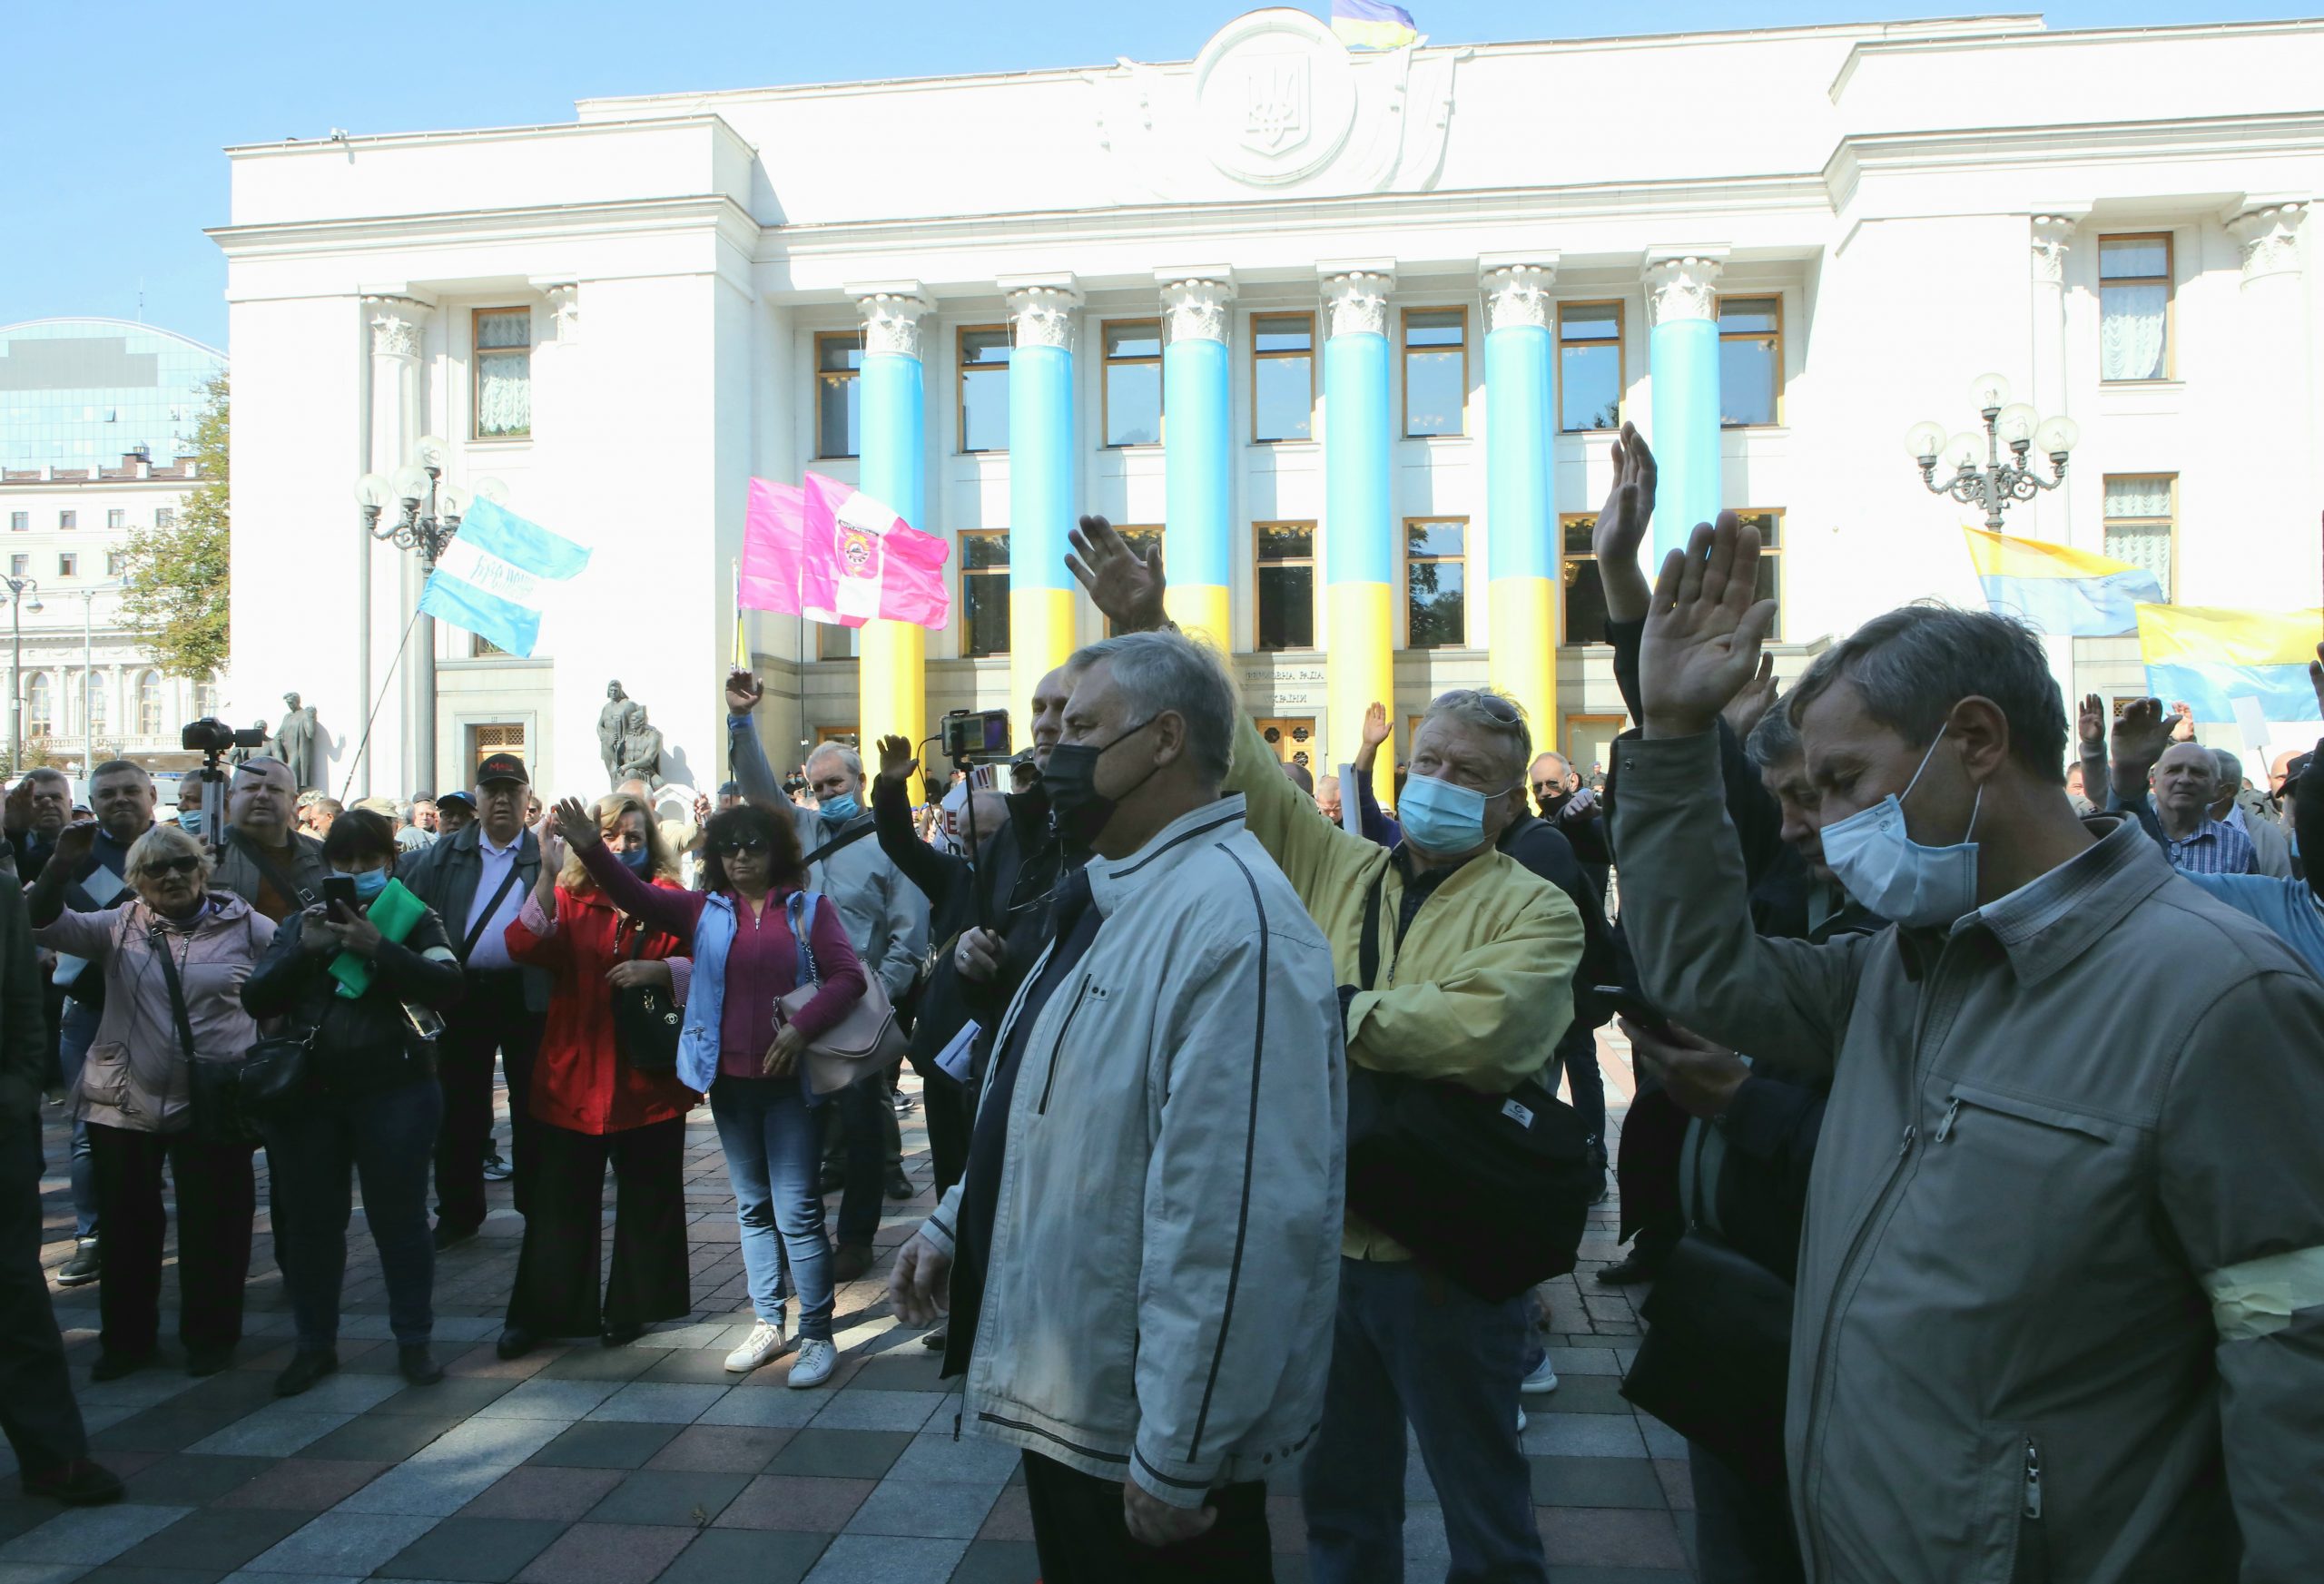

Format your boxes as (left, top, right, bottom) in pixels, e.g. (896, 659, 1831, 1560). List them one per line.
(182, 717, 269, 755)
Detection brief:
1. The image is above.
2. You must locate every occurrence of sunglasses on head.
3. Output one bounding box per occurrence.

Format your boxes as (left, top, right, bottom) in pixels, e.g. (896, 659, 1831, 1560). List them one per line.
(147, 855, 203, 878)
(1432, 688, 1521, 724)
(715, 838, 771, 857)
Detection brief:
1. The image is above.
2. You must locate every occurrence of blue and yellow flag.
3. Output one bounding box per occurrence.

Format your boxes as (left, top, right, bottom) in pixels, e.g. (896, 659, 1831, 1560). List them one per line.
(1962, 526, 2162, 637)
(1332, 0, 1419, 50)
(2137, 604, 2323, 722)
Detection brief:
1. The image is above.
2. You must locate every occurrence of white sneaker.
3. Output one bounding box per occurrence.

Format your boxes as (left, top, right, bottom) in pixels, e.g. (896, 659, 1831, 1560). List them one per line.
(724, 1319, 788, 1373)
(1517, 1406, 1529, 1434)
(787, 1337, 838, 1389)
(1521, 1352, 1561, 1395)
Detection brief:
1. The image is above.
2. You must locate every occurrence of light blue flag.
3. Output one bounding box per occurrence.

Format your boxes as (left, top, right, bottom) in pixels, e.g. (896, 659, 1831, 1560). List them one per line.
(417, 497, 591, 658)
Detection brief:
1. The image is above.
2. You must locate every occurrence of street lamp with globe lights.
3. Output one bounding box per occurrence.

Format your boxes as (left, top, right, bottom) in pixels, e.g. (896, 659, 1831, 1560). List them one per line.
(1905, 372, 2080, 532)
(6, 574, 44, 774)
(352, 437, 508, 793)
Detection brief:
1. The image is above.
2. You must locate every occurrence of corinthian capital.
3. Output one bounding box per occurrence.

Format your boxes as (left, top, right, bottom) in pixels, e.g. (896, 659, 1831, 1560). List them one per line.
(540, 283, 580, 346)
(1159, 276, 1234, 346)
(1643, 254, 1724, 327)
(1480, 261, 1557, 331)
(1002, 278, 1082, 350)
(1320, 266, 1394, 339)
(2029, 216, 2077, 285)
(2230, 202, 2309, 283)
(366, 300, 426, 360)
(849, 283, 936, 359)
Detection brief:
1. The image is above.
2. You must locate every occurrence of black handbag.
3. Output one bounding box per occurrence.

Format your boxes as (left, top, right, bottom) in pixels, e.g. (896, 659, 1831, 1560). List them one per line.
(1342, 870, 1597, 1303)
(237, 1028, 317, 1123)
(610, 921, 682, 1073)
(153, 922, 260, 1149)
(1620, 1226, 1796, 1486)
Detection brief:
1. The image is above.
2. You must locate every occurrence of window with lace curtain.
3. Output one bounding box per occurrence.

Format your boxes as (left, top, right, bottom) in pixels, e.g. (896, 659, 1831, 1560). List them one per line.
(2099, 236, 2171, 382)
(135, 670, 162, 736)
(2102, 475, 2175, 601)
(25, 674, 51, 736)
(473, 309, 533, 438)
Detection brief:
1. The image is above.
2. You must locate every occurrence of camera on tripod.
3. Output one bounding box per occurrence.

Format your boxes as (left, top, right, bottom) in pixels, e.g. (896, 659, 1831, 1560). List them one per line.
(940, 708, 1010, 764)
(182, 717, 269, 755)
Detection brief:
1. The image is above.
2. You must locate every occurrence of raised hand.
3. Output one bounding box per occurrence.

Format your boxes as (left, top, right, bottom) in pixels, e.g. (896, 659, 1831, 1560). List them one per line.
(1361, 702, 1392, 749)
(1639, 514, 1778, 740)
(876, 733, 920, 786)
(49, 820, 96, 869)
(1066, 515, 1167, 634)
(2, 777, 30, 836)
(2311, 642, 2324, 717)
(550, 795, 603, 851)
(1591, 423, 1658, 625)
(1719, 654, 1780, 742)
(2112, 697, 2171, 782)
(2168, 702, 2196, 743)
(2077, 692, 2107, 751)
(725, 668, 763, 715)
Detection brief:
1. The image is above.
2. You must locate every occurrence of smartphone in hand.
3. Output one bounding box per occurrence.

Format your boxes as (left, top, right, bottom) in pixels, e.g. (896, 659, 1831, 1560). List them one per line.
(1590, 983, 1674, 1040)
(322, 875, 359, 914)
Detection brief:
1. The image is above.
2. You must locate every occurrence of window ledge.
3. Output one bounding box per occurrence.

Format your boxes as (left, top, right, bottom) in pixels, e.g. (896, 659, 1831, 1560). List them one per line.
(1252, 438, 1320, 451)
(1401, 433, 1472, 446)
(2100, 379, 2183, 392)
(466, 437, 533, 449)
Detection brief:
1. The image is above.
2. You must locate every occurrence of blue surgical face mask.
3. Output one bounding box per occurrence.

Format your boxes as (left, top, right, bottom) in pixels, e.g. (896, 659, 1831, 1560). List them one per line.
(1817, 724, 1982, 928)
(178, 810, 203, 836)
(1397, 773, 1493, 859)
(334, 868, 390, 902)
(821, 792, 862, 822)
(617, 847, 655, 873)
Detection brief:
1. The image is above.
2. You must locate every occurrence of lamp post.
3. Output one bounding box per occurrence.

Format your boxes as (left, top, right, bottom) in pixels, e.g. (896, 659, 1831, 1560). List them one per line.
(77, 582, 121, 777)
(1904, 372, 2081, 531)
(352, 438, 507, 796)
(5, 575, 42, 775)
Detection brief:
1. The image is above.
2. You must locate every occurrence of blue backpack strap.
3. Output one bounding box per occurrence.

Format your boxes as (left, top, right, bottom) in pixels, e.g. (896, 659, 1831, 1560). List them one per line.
(788, 890, 820, 989)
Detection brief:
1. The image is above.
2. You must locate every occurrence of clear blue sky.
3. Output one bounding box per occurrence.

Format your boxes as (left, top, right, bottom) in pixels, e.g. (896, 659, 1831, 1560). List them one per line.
(4, 0, 2309, 349)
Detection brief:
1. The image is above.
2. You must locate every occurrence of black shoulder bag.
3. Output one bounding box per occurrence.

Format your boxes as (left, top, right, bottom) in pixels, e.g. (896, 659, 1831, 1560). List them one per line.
(610, 920, 682, 1073)
(153, 921, 261, 1149)
(1341, 868, 1596, 1303)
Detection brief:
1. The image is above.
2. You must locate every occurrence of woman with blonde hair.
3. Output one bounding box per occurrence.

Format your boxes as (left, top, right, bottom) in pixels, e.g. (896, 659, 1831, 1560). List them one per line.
(31, 822, 273, 1380)
(496, 794, 696, 1356)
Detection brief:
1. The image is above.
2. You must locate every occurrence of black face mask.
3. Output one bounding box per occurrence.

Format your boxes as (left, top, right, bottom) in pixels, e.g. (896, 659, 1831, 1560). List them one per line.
(1042, 717, 1159, 850)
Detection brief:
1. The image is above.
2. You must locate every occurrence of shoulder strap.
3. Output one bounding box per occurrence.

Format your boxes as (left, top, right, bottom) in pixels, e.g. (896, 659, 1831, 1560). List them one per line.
(149, 923, 199, 1066)
(803, 819, 878, 871)
(1359, 868, 1387, 991)
(459, 862, 526, 961)
(232, 830, 316, 910)
(787, 890, 821, 990)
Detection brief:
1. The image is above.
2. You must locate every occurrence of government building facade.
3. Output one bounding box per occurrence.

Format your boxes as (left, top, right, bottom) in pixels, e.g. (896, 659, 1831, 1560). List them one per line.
(215, 11, 2324, 798)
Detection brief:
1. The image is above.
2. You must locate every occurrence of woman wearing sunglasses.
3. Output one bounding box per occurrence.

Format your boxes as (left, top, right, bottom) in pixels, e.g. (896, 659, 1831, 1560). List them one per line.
(548, 793, 866, 1387)
(30, 822, 275, 1381)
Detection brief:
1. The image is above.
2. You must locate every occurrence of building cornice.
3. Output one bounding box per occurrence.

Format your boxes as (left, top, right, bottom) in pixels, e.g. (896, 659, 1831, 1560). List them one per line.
(223, 112, 755, 164)
(209, 193, 761, 265)
(1830, 17, 2324, 103)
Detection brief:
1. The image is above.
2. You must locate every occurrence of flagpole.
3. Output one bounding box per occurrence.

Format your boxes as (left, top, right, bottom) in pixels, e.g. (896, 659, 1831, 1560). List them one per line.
(733, 558, 746, 673)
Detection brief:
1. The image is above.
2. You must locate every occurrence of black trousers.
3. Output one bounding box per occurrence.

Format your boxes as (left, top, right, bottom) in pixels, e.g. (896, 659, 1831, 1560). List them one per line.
(832, 1060, 903, 1247)
(0, 1115, 88, 1474)
(1690, 1442, 1806, 1584)
(86, 1121, 254, 1358)
(507, 1117, 691, 1336)
(433, 972, 545, 1233)
(903, 1047, 970, 1200)
(1020, 1451, 1275, 1584)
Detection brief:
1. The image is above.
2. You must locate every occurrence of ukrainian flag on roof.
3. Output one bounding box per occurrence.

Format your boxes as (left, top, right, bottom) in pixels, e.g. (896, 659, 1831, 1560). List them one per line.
(1963, 526, 2162, 637)
(1332, 0, 1419, 50)
(2138, 603, 2324, 722)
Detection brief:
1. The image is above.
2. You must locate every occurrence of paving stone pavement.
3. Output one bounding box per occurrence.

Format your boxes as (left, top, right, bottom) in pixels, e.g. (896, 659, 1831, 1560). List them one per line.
(12, 1031, 1697, 1582)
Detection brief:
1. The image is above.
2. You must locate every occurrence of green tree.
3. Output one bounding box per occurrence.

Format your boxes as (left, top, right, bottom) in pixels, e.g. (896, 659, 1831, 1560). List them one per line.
(118, 371, 230, 679)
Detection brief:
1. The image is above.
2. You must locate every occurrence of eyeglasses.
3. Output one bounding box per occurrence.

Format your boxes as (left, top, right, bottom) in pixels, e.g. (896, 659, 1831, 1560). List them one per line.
(1431, 688, 1521, 725)
(145, 856, 203, 878)
(714, 839, 770, 857)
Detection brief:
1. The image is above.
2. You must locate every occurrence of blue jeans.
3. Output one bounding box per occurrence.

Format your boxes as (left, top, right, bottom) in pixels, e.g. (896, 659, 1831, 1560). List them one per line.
(261, 1078, 441, 1353)
(56, 1000, 101, 1239)
(1302, 1257, 1548, 1584)
(710, 1075, 833, 1342)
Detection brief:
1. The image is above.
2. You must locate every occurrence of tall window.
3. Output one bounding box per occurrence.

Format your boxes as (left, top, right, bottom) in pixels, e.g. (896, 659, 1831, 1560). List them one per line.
(105, 552, 123, 576)
(1255, 522, 1316, 651)
(1403, 309, 1467, 437)
(136, 671, 162, 736)
(814, 333, 862, 458)
(473, 308, 532, 438)
(1104, 320, 1163, 447)
(2102, 475, 2176, 601)
(958, 327, 1010, 453)
(106, 508, 125, 530)
(25, 674, 50, 736)
(58, 510, 75, 531)
(86, 674, 108, 735)
(1106, 527, 1164, 636)
(1404, 518, 1467, 648)
(1251, 313, 1315, 442)
(155, 507, 175, 529)
(7, 555, 24, 578)
(193, 682, 217, 720)
(57, 553, 75, 578)
(2100, 235, 2171, 382)
(1558, 302, 1624, 432)
(7, 513, 24, 533)
(1718, 298, 1782, 426)
(1733, 509, 1784, 639)
(1560, 515, 1610, 644)
(960, 529, 1010, 658)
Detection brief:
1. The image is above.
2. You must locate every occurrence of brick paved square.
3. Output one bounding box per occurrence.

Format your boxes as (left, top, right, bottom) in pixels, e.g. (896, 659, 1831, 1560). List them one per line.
(240, 1510, 440, 1575)
(641, 1425, 793, 1474)
(655, 1530, 826, 1584)
(583, 1470, 750, 1529)
(944, 1540, 1039, 1584)
(1, 1507, 194, 1567)
(511, 1522, 694, 1584)
(526, 1423, 680, 1471)
(762, 1431, 910, 1482)
(456, 1468, 626, 1523)
(121, 1456, 275, 1507)
(795, 1533, 966, 1583)
(212, 1462, 391, 1514)
(111, 1510, 311, 1573)
(840, 1479, 998, 1540)
(585, 1384, 729, 1425)
(711, 1477, 875, 1534)
(373, 1516, 566, 1581)
(1531, 1455, 1670, 1509)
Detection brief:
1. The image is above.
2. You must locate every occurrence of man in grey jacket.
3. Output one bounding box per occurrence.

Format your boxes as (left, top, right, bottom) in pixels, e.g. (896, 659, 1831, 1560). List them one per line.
(726, 678, 929, 1278)
(891, 630, 1343, 1582)
(1614, 513, 2324, 1583)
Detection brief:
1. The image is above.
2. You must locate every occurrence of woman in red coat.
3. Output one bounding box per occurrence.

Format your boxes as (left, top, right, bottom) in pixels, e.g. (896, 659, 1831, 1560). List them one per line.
(497, 794, 695, 1355)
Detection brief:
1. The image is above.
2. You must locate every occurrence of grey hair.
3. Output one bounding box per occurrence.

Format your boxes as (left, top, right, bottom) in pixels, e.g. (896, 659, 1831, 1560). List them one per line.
(1785, 604, 2068, 782)
(805, 741, 864, 782)
(1423, 690, 1532, 784)
(1745, 694, 1802, 772)
(1067, 630, 1238, 782)
(2213, 748, 2244, 788)
(124, 822, 212, 889)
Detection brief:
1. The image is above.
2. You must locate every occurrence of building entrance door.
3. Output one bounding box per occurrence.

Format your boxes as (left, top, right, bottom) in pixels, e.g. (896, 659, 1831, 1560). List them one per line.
(1563, 713, 1626, 787)
(1253, 717, 1317, 773)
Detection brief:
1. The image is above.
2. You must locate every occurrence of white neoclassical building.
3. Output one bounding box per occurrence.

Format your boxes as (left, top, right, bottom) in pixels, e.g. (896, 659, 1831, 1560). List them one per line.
(214, 10, 2324, 800)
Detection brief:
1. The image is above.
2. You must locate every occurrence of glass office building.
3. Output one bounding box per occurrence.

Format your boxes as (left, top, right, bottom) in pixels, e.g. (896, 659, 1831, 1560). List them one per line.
(0, 319, 227, 472)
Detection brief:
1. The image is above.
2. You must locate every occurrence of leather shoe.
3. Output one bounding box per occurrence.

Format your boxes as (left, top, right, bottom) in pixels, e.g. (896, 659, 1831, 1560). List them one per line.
(496, 1326, 538, 1361)
(433, 1223, 478, 1251)
(398, 1344, 444, 1385)
(185, 1344, 236, 1377)
(885, 1166, 914, 1202)
(274, 1350, 339, 1398)
(918, 1324, 948, 1352)
(88, 1351, 153, 1383)
(831, 1242, 875, 1283)
(19, 1458, 123, 1506)
(1593, 1251, 1662, 1286)
(601, 1322, 644, 1348)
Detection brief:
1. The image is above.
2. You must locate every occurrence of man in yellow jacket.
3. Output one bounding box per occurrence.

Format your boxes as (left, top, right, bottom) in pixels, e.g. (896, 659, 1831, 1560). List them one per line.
(1070, 517, 1581, 1584)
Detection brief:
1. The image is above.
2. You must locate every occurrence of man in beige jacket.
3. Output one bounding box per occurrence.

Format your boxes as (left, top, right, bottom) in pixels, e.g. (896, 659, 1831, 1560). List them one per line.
(1611, 513, 2324, 1582)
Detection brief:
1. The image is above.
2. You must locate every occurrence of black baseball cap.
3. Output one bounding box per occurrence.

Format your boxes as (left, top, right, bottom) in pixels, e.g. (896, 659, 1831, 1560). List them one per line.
(475, 753, 529, 787)
(2285, 753, 2311, 789)
(436, 790, 476, 811)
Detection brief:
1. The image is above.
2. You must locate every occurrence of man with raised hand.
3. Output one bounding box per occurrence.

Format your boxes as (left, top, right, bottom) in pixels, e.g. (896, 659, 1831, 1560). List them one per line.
(1613, 511, 2324, 1581)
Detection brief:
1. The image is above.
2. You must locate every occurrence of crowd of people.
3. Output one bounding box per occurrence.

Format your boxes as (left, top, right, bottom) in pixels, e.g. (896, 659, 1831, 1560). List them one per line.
(3, 422, 2320, 1582)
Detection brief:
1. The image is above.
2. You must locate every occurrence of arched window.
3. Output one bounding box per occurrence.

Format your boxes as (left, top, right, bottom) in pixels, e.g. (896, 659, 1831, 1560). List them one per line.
(87, 673, 108, 735)
(193, 681, 218, 720)
(25, 673, 53, 736)
(135, 670, 162, 737)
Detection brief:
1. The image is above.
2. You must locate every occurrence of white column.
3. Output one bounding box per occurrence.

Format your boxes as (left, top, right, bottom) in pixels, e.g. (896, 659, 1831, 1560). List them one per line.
(365, 299, 427, 795)
(2227, 202, 2314, 609)
(2027, 214, 2080, 708)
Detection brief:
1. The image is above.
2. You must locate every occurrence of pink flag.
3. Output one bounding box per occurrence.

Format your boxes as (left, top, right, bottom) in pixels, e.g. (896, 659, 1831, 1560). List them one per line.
(800, 472, 951, 630)
(740, 477, 806, 615)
